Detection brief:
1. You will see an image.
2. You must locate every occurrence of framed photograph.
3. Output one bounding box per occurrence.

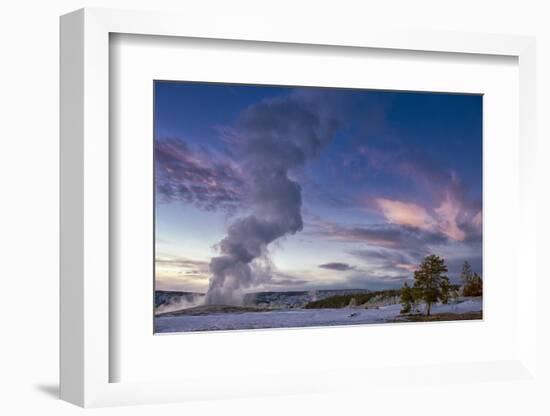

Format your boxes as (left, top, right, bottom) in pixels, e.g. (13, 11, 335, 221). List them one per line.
(60, 8, 538, 408)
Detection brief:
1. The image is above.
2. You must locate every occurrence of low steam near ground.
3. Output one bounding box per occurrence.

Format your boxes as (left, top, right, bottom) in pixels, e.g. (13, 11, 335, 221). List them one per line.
(155, 289, 371, 312)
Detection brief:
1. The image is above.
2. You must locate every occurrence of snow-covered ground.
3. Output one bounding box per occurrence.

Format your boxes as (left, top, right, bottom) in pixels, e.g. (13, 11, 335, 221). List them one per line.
(154, 298, 482, 333)
(430, 298, 483, 314)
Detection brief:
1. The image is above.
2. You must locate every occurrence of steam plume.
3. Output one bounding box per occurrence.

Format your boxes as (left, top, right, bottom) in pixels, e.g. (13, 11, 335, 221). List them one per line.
(204, 92, 340, 305)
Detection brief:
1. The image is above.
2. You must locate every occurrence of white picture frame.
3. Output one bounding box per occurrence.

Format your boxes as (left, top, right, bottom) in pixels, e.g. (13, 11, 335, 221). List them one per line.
(60, 7, 538, 408)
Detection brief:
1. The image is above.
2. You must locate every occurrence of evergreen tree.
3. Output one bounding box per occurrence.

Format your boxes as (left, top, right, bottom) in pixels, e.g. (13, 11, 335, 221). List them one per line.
(412, 254, 450, 316)
(460, 261, 473, 286)
(463, 272, 483, 297)
(400, 282, 414, 314)
(439, 279, 452, 304)
(473, 273, 483, 295)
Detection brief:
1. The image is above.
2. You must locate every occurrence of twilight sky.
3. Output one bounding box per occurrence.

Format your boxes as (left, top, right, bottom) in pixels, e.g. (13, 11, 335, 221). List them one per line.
(154, 81, 482, 294)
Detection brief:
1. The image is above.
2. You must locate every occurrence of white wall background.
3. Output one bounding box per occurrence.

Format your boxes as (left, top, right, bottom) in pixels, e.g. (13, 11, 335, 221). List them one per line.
(0, 1, 548, 414)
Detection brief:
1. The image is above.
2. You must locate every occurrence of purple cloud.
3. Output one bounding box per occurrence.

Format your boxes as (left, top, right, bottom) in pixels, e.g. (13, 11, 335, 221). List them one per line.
(319, 262, 356, 271)
(155, 138, 245, 211)
(309, 219, 448, 249)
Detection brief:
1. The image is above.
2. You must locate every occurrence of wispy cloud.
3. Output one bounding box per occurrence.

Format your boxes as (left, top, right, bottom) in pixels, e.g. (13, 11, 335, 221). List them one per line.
(308, 217, 447, 249)
(155, 138, 245, 211)
(155, 255, 211, 292)
(434, 191, 466, 240)
(349, 247, 421, 280)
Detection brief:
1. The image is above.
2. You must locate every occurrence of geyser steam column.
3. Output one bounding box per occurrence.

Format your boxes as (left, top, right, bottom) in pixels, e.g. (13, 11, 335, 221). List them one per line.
(204, 92, 341, 305)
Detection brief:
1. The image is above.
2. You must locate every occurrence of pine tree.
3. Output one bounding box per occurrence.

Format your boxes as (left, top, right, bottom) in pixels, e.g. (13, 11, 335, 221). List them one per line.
(400, 282, 414, 314)
(412, 254, 450, 316)
(473, 273, 483, 296)
(439, 279, 452, 304)
(460, 261, 473, 286)
(463, 272, 483, 297)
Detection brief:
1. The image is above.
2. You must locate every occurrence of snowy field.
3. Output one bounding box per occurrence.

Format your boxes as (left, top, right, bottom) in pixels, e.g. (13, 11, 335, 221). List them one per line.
(154, 298, 482, 333)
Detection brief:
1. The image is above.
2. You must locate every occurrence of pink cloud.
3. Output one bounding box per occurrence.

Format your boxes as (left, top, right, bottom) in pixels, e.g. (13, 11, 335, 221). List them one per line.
(472, 210, 482, 230)
(376, 198, 433, 230)
(434, 192, 466, 241)
(375, 193, 475, 242)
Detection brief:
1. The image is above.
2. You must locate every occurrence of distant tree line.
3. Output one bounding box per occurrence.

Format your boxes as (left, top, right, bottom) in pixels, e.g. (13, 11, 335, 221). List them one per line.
(400, 256, 482, 316)
(304, 289, 400, 309)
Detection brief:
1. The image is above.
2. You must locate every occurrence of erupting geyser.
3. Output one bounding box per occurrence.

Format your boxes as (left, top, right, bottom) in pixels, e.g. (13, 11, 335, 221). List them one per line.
(204, 93, 341, 305)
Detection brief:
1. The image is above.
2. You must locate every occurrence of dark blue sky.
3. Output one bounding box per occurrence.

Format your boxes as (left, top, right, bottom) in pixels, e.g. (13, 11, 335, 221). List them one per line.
(154, 81, 482, 292)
